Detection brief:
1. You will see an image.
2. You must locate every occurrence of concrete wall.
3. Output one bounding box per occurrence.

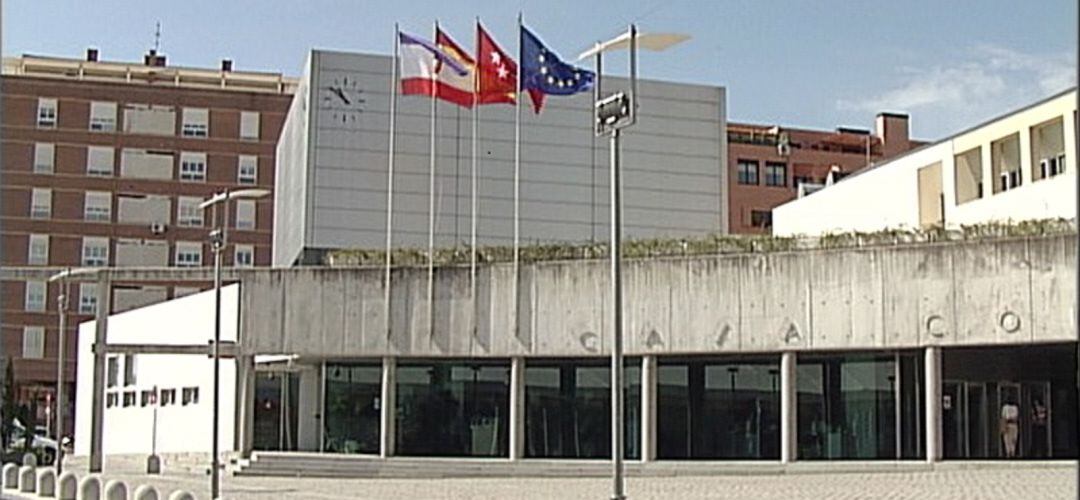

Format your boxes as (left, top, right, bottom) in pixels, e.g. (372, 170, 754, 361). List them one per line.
(273, 49, 726, 266)
(242, 234, 1077, 358)
(74, 285, 239, 456)
(774, 90, 1077, 237)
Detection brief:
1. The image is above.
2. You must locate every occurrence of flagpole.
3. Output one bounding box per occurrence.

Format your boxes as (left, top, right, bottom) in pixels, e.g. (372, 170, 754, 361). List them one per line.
(471, 17, 480, 310)
(385, 23, 400, 338)
(513, 12, 523, 336)
(428, 20, 439, 337)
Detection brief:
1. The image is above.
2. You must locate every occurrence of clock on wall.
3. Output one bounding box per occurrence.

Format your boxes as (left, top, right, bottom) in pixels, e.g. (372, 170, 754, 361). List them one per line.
(320, 75, 366, 125)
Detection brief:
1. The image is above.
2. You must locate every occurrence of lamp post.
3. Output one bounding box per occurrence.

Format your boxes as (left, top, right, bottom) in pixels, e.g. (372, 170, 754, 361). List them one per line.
(581, 27, 688, 500)
(199, 188, 269, 500)
(47, 267, 96, 475)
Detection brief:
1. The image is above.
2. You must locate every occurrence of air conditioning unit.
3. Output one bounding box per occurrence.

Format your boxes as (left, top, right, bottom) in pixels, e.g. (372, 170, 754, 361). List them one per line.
(150, 223, 167, 235)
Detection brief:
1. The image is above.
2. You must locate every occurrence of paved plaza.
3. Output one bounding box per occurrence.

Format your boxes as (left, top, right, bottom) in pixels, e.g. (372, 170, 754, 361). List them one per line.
(5, 460, 1075, 500)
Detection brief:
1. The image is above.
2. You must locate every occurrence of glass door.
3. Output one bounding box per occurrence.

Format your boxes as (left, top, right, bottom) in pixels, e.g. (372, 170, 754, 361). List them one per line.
(253, 371, 300, 451)
(942, 381, 964, 458)
(1022, 382, 1051, 458)
(997, 383, 1021, 458)
(964, 383, 988, 458)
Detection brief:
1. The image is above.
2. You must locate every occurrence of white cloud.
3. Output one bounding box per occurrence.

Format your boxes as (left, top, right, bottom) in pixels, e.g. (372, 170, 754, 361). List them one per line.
(837, 44, 1074, 138)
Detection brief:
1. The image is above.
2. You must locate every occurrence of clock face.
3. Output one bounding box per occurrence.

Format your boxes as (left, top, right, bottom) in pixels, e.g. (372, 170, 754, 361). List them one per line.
(320, 74, 366, 125)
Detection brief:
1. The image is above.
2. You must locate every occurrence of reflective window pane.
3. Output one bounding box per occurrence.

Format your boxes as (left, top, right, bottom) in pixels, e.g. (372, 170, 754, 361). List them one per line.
(396, 361, 510, 457)
(797, 354, 897, 459)
(324, 363, 381, 454)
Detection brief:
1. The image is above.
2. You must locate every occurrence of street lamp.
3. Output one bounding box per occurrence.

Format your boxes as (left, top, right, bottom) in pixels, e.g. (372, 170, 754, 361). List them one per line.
(200, 188, 269, 500)
(584, 27, 688, 500)
(47, 267, 97, 475)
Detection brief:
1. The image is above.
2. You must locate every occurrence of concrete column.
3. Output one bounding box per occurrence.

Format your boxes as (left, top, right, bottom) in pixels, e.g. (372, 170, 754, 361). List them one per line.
(924, 346, 942, 463)
(640, 355, 657, 462)
(234, 355, 256, 458)
(780, 351, 797, 464)
(89, 271, 111, 473)
(379, 356, 396, 458)
(508, 357, 525, 460)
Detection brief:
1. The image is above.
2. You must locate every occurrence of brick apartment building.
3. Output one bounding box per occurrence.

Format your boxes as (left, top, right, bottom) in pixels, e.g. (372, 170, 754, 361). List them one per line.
(0, 50, 294, 426)
(727, 113, 919, 233)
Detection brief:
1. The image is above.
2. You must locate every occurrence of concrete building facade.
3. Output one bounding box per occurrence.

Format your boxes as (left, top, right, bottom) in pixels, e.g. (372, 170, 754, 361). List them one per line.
(0, 51, 293, 424)
(274, 50, 728, 266)
(773, 89, 1076, 236)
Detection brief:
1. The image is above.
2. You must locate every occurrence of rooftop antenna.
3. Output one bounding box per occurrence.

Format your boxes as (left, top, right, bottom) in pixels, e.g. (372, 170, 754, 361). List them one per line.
(153, 22, 161, 52)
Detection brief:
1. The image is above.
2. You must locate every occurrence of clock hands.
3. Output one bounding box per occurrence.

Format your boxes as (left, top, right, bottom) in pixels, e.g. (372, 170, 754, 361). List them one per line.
(330, 86, 351, 105)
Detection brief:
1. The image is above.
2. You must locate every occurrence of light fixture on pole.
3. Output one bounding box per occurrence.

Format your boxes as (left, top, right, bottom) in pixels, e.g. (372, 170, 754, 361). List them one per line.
(587, 26, 688, 500)
(48, 267, 97, 476)
(200, 188, 270, 500)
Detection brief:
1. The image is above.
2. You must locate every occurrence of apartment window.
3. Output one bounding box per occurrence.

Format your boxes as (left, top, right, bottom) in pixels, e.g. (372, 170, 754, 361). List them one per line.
(750, 210, 773, 229)
(80, 283, 98, 314)
(89, 101, 117, 131)
(238, 155, 258, 184)
(160, 389, 176, 406)
(30, 188, 51, 219)
(107, 356, 119, 388)
(234, 245, 254, 267)
(25, 281, 46, 312)
(175, 242, 203, 267)
(122, 392, 136, 407)
(28, 234, 49, 265)
(33, 143, 55, 174)
(82, 237, 109, 267)
(737, 160, 759, 185)
(239, 111, 261, 140)
(124, 353, 137, 386)
(141, 389, 156, 407)
(954, 147, 983, 204)
(37, 98, 57, 128)
(765, 162, 787, 187)
(235, 200, 256, 230)
(181, 108, 209, 137)
(177, 197, 204, 227)
(87, 146, 115, 176)
(22, 327, 45, 359)
(180, 152, 207, 181)
(84, 191, 112, 222)
(182, 387, 200, 405)
(106, 393, 118, 408)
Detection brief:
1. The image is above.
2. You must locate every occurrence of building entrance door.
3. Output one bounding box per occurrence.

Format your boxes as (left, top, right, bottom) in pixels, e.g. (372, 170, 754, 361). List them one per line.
(253, 371, 300, 451)
(943, 379, 1054, 459)
(943, 381, 991, 459)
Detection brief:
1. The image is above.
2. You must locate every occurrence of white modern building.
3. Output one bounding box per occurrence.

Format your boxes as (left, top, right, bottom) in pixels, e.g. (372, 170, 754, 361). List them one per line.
(274, 49, 728, 266)
(773, 89, 1076, 236)
(73, 285, 239, 456)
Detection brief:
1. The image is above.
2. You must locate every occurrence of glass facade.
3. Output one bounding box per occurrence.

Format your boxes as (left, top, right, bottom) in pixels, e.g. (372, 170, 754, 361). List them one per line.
(797, 353, 920, 460)
(396, 360, 510, 457)
(657, 356, 779, 459)
(253, 371, 300, 451)
(323, 362, 381, 454)
(524, 358, 641, 459)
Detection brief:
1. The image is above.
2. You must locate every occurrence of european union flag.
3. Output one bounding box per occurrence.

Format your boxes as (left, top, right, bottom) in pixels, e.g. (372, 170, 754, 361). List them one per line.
(520, 26, 595, 114)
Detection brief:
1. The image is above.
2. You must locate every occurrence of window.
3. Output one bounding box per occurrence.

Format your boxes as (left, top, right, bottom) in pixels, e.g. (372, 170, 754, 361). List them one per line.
(25, 281, 46, 312)
(181, 108, 209, 137)
(28, 234, 49, 265)
(37, 98, 57, 128)
(106, 393, 118, 408)
(177, 197, 204, 227)
(141, 389, 157, 407)
(33, 143, 55, 174)
(82, 237, 109, 267)
(182, 387, 200, 405)
(765, 162, 787, 187)
(107, 356, 119, 388)
(87, 146, 115, 176)
(234, 245, 254, 267)
(750, 210, 772, 229)
(122, 391, 136, 407)
(235, 200, 256, 230)
(737, 160, 759, 185)
(89, 101, 117, 131)
(160, 389, 176, 406)
(124, 354, 137, 386)
(84, 191, 112, 222)
(240, 111, 260, 140)
(30, 188, 51, 219)
(175, 242, 202, 267)
(179, 152, 207, 181)
(237, 155, 258, 184)
(79, 283, 98, 314)
(22, 327, 45, 359)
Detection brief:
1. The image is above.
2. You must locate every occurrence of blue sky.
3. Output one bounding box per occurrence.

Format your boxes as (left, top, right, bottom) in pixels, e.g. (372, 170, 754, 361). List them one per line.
(4, 0, 1076, 139)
